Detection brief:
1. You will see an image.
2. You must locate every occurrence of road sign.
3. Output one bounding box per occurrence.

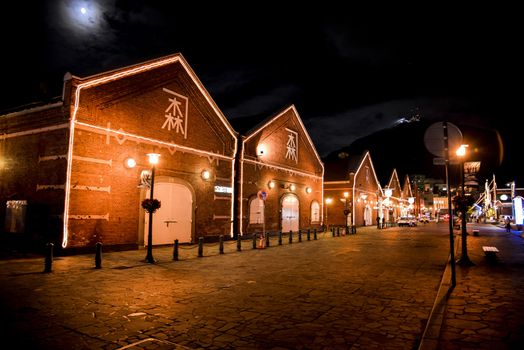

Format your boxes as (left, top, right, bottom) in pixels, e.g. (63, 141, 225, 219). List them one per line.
(257, 190, 267, 201)
(424, 122, 462, 158)
(433, 157, 459, 165)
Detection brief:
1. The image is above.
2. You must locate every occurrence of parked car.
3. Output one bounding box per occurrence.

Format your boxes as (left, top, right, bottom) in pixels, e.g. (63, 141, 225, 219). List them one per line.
(398, 216, 417, 227)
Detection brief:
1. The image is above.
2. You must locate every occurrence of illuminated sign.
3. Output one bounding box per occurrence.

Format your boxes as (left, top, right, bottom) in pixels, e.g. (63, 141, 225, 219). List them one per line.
(514, 197, 523, 225)
(214, 186, 233, 194)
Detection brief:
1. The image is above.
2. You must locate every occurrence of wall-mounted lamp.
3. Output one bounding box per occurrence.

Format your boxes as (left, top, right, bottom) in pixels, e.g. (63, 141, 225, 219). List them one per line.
(289, 184, 296, 191)
(201, 169, 211, 181)
(124, 157, 136, 169)
(306, 187, 312, 194)
(268, 180, 275, 189)
(343, 192, 349, 198)
(256, 144, 267, 157)
(147, 153, 160, 165)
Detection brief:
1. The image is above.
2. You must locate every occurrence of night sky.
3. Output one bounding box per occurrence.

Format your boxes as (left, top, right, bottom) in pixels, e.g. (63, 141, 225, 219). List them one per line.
(2, 1, 521, 185)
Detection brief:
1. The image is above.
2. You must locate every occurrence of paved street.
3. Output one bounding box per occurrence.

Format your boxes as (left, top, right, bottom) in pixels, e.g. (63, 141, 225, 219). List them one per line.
(0, 223, 522, 349)
(438, 223, 524, 349)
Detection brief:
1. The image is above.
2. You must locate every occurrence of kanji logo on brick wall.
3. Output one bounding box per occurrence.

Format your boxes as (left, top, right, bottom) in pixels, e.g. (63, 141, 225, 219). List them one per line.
(162, 88, 189, 139)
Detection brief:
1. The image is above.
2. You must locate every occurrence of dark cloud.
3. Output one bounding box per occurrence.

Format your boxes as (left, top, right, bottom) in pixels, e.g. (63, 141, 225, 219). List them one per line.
(1, 2, 520, 183)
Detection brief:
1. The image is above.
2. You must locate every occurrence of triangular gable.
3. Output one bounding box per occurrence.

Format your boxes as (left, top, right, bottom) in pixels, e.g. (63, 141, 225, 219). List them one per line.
(68, 53, 237, 156)
(354, 151, 383, 196)
(243, 105, 323, 174)
(402, 175, 413, 198)
(387, 169, 402, 198)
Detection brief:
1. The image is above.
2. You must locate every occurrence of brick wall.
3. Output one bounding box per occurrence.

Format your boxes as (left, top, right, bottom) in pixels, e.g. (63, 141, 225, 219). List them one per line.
(239, 106, 323, 234)
(66, 56, 236, 248)
(0, 103, 68, 247)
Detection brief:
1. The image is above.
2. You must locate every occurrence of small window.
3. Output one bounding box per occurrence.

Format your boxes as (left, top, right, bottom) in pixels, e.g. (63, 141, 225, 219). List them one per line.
(311, 201, 320, 223)
(249, 197, 264, 224)
(5, 200, 27, 233)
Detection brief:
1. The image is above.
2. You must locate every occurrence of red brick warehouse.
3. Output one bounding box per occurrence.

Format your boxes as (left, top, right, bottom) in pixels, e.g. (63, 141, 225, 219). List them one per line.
(233, 106, 324, 236)
(1, 53, 238, 251)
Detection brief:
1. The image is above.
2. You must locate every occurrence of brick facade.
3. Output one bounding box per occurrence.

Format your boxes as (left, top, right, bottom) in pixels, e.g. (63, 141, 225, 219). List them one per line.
(2, 54, 331, 252)
(324, 151, 382, 229)
(1, 103, 68, 248)
(1, 54, 238, 251)
(237, 106, 324, 235)
(385, 169, 404, 221)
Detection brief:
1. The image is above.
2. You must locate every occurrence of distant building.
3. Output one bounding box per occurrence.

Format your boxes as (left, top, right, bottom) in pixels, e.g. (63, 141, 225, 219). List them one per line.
(324, 150, 382, 228)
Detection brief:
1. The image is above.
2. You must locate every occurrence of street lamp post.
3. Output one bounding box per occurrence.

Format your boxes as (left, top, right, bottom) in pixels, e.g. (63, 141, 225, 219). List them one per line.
(456, 145, 474, 266)
(343, 192, 350, 234)
(145, 153, 160, 264)
(325, 197, 332, 231)
(384, 188, 392, 227)
(408, 197, 415, 219)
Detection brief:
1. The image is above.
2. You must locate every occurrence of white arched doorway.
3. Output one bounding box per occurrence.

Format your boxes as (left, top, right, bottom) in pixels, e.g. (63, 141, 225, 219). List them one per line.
(144, 181, 193, 245)
(364, 204, 372, 226)
(281, 194, 299, 232)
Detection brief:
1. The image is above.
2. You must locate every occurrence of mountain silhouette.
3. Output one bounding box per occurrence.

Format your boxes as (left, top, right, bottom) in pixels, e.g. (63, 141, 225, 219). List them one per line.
(322, 120, 503, 189)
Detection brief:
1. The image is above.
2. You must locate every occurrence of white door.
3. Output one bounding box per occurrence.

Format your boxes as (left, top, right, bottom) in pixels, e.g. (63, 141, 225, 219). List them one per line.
(364, 205, 372, 226)
(144, 182, 193, 245)
(281, 195, 299, 232)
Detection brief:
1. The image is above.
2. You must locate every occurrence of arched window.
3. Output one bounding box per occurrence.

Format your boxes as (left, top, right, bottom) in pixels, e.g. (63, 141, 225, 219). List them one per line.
(310, 201, 320, 223)
(249, 197, 265, 224)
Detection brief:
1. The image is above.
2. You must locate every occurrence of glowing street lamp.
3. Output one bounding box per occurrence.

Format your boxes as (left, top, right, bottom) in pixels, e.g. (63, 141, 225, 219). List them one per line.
(455, 145, 473, 266)
(145, 153, 160, 263)
(384, 187, 392, 225)
(325, 197, 333, 229)
(343, 192, 350, 233)
(408, 197, 415, 217)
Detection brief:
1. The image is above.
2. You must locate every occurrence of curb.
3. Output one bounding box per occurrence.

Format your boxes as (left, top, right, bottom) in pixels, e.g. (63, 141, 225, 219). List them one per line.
(417, 233, 460, 350)
(417, 255, 453, 350)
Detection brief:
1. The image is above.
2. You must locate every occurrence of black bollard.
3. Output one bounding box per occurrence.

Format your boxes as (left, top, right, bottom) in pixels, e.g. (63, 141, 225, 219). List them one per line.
(44, 242, 53, 273)
(253, 233, 257, 249)
(332, 227, 335, 237)
(298, 230, 302, 242)
(219, 235, 224, 254)
(198, 237, 204, 257)
(173, 239, 179, 261)
(353, 225, 357, 234)
(278, 231, 282, 245)
(314, 228, 317, 240)
(307, 229, 311, 241)
(95, 242, 102, 269)
(337, 227, 340, 237)
(289, 230, 293, 244)
(237, 235, 242, 251)
(265, 232, 270, 247)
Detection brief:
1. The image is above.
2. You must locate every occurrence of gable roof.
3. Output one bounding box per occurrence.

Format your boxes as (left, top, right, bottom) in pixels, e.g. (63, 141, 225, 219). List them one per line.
(403, 174, 413, 197)
(355, 151, 383, 194)
(243, 105, 323, 166)
(69, 52, 237, 140)
(386, 169, 403, 197)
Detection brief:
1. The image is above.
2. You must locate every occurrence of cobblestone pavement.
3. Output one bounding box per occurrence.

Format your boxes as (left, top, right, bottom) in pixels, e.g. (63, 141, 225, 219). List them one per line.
(437, 224, 524, 349)
(0, 223, 517, 349)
